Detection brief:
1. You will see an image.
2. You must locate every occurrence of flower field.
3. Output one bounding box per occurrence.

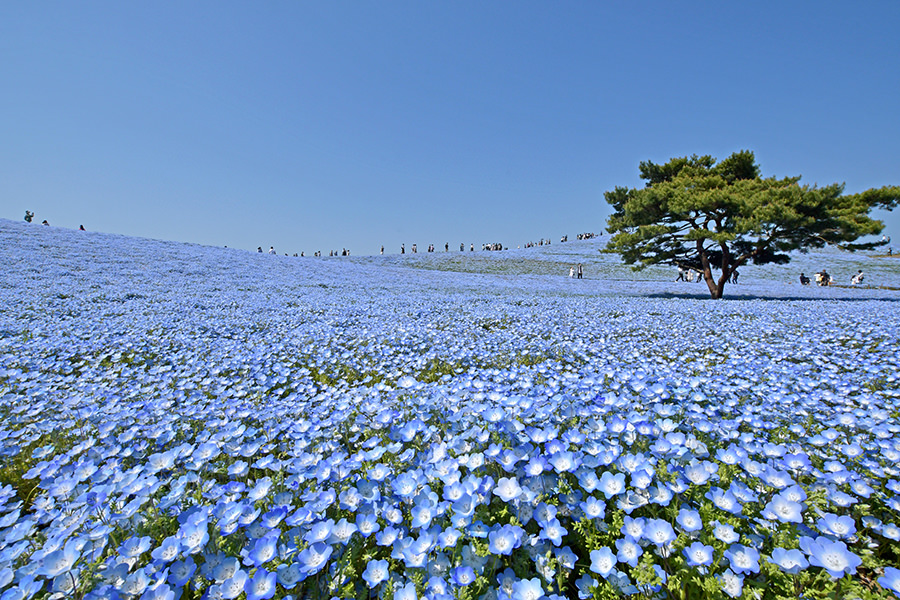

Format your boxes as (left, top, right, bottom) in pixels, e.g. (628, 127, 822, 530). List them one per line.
(1, 219, 899, 600)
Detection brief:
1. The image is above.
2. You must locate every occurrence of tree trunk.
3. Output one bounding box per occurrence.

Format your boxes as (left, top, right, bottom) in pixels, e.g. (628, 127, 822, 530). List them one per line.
(698, 244, 725, 299)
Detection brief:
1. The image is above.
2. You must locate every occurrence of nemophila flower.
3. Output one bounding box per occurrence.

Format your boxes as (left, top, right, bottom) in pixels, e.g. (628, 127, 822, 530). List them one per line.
(39, 539, 81, 577)
(718, 569, 744, 599)
(245, 532, 279, 567)
(817, 513, 856, 539)
(711, 520, 740, 544)
(150, 535, 182, 563)
(297, 542, 332, 576)
(615, 537, 643, 567)
(438, 527, 462, 548)
(764, 492, 804, 523)
(524, 456, 548, 476)
(394, 581, 417, 600)
(630, 468, 653, 490)
(141, 583, 176, 600)
(367, 462, 391, 481)
(878, 566, 900, 597)
(392, 472, 419, 498)
(179, 521, 209, 555)
(883, 523, 900, 541)
(621, 516, 645, 539)
(676, 508, 702, 533)
(219, 569, 249, 600)
(534, 502, 558, 526)
(580, 495, 605, 520)
(213, 557, 241, 583)
(121, 567, 151, 596)
(648, 485, 673, 506)
(494, 477, 523, 502)
(382, 504, 404, 524)
(328, 517, 358, 544)
(276, 563, 302, 589)
(53, 570, 80, 596)
(590, 547, 617, 577)
(244, 568, 276, 600)
(769, 548, 809, 573)
(575, 574, 597, 600)
(167, 558, 196, 587)
(410, 503, 435, 529)
(119, 535, 152, 558)
(684, 462, 713, 485)
(540, 518, 567, 546)
(724, 544, 760, 575)
(598, 472, 626, 498)
(803, 536, 862, 578)
(261, 506, 287, 529)
(376, 525, 400, 546)
(489, 524, 524, 555)
(706, 487, 741, 515)
(555, 545, 577, 570)
(451, 565, 476, 586)
(360, 559, 390, 589)
(548, 450, 579, 473)
(643, 519, 676, 547)
(304, 519, 334, 544)
(512, 577, 544, 600)
(356, 512, 380, 537)
(683, 542, 714, 567)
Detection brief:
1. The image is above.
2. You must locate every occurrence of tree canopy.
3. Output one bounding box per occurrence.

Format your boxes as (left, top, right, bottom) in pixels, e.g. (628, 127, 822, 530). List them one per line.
(604, 150, 899, 299)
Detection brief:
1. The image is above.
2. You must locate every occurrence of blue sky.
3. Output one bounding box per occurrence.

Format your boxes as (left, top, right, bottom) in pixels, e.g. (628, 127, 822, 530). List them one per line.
(2, 2, 898, 255)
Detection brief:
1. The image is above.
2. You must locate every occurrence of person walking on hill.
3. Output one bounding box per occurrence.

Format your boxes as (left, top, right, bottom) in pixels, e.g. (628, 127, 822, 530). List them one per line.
(577, 264, 583, 279)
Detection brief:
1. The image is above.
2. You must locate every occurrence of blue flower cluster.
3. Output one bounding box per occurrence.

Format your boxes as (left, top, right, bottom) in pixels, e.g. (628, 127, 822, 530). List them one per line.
(1, 220, 899, 599)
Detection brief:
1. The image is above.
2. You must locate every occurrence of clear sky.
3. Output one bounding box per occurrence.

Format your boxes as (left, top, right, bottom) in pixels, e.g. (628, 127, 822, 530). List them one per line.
(2, 2, 898, 255)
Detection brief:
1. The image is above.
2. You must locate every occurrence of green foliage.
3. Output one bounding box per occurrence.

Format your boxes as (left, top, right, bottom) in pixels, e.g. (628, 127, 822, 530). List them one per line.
(604, 150, 899, 298)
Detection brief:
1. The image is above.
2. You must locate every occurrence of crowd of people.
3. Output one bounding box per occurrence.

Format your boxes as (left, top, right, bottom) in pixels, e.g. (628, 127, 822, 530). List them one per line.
(799, 269, 865, 286)
(20, 214, 884, 289)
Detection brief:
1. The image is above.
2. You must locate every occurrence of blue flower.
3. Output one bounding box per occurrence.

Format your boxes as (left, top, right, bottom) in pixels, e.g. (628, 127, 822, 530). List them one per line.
(297, 542, 332, 577)
(276, 562, 303, 589)
(150, 535, 182, 563)
(327, 517, 358, 544)
(38, 540, 81, 577)
(362, 559, 390, 588)
(803, 536, 862, 578)
(764, 492, 804, 523)
(167, 557, 196, 587)
(769, 548, 809, 574)
(683, 542, 714, 567)
(511, 577, 544, 600)
(615, 537, 643, 567)
(723, 544, 760, 575)
(643, 519, 676, 547)
(245, 531, 279, 567)
(304, 519, 334, 544)
(718, 569, 743, 598)
(489, 524, 524, 555)
(451, 565, 476, 586)
(597, 472, 626, 498)
(816, 513, 856, 539)
(589, 547, 617, 578)
(540, 518, 567, 546)
(676, 508, 702, 533)
(219, 568, 249, 599)
(878, 566, 900, 597)
(119, 535, 152, 558)
(494, 477, 523, 502)
(579, 496, 605, 520)
(244, 568, 277, 600)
